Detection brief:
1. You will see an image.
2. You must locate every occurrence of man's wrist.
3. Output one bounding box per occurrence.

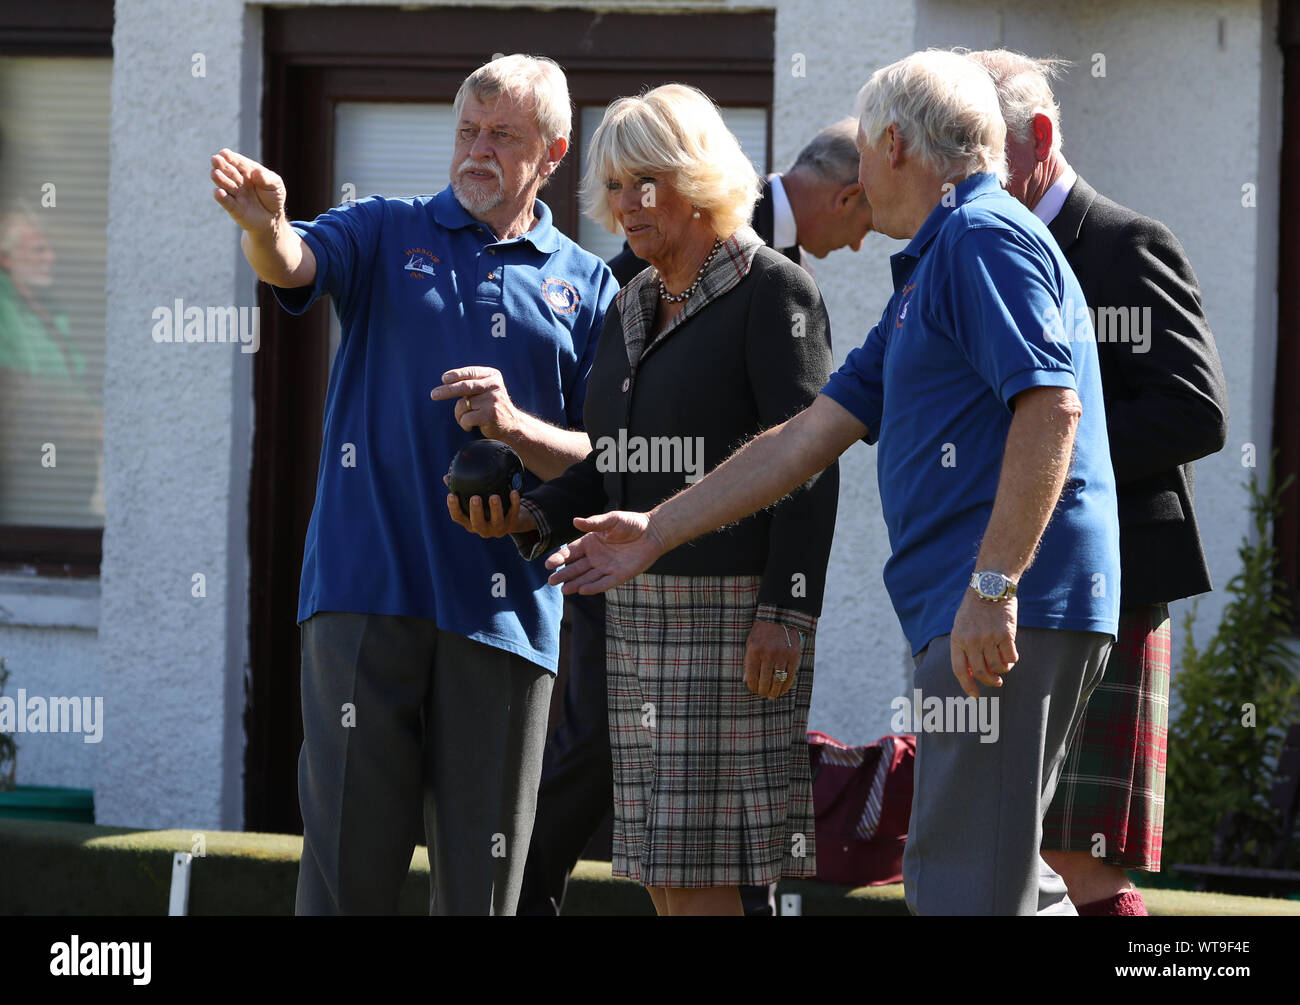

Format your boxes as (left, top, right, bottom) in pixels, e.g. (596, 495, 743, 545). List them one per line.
(969, 569, 1019, 602)
(645, 506, 676, 555)
(490, 406, 530, 450)
(245, 212, 287, 243)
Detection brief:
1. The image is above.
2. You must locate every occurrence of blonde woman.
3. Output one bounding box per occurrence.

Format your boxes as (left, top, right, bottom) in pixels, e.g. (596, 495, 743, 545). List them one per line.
(449, 84, 839, 916)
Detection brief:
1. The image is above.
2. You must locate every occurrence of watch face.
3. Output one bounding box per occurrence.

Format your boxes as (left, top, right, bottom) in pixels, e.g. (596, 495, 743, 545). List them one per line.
(977, 572, 1007, 598)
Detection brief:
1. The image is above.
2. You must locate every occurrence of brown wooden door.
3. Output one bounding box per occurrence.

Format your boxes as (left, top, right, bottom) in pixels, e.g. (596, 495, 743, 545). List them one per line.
(1276, 4, 1300, 626)
(246, 5, 774, 832)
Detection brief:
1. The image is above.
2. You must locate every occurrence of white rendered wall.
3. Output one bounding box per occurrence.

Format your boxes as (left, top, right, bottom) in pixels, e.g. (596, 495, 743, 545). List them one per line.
(96, 0, 258, 829)
(771, 0, 917, 744)
(0, 579, 100, 788)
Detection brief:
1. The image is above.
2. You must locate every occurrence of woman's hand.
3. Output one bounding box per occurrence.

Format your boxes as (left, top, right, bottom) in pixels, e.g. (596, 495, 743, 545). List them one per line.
(744, 619, 802, 700)
(445, 479, 534, 539)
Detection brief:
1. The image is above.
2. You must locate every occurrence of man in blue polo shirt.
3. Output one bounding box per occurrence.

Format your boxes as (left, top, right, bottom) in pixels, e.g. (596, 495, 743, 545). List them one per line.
(210, 54, 616, 915)
(543, 50, 1120, 915)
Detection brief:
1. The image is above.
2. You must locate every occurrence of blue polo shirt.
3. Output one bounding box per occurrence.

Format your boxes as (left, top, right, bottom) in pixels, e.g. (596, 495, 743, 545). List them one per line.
(274, 187, 616, 672)
(822, 173, 1120, 655)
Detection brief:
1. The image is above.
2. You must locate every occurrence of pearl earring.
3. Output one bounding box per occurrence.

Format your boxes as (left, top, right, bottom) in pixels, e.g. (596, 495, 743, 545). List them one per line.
(692, 208, 701, 219)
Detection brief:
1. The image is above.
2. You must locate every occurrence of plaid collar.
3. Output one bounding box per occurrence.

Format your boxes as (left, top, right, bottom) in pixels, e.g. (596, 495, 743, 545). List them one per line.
(617, 226, 764, 371)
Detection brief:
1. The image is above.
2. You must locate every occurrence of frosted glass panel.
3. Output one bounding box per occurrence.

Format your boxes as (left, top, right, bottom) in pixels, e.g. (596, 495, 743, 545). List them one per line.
(334, 102, 456, 203)
(0, 57, 111, 528)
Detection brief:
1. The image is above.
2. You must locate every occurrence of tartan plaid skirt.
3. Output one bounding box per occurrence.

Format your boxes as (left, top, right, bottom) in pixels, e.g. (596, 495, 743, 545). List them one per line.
(1041, 603, 1171, 870)
(605, 574, 817, 888)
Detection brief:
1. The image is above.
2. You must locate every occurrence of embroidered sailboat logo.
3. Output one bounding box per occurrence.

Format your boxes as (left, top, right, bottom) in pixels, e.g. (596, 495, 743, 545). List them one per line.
(405, 253, 438, 277)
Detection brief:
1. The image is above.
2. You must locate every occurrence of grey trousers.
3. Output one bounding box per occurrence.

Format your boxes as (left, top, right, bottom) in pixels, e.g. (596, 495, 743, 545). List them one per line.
(295, 612, 553, 916)
(903, 627, 1111, 916)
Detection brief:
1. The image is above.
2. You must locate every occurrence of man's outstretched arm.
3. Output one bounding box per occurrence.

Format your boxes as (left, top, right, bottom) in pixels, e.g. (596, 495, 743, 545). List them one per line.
(211, 148, 317, 289)
(546, 394, 867, 593)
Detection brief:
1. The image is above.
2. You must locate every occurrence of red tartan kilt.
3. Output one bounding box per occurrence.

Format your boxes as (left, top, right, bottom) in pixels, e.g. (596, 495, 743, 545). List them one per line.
(1041, 603, 1171, 870)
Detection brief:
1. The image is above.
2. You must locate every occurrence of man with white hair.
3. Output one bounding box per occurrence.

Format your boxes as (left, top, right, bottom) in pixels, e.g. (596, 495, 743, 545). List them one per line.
(543, 49, 1121, 915)
(210, 54, 616, 915)
(968, 48, 1227, 917)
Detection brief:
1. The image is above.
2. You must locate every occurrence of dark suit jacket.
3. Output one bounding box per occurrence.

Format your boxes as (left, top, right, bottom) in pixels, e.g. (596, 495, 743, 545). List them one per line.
(1049, 176, 1228, 608)
(606, 176, 803, 285)
(526, 244, 839, 618)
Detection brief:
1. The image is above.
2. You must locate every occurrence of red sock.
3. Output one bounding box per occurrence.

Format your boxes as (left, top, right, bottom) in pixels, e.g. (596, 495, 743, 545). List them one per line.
(1077, 890, 1148, 916)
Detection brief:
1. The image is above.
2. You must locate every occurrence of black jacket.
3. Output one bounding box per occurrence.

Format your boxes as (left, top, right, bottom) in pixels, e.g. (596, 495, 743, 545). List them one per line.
(524, 240, 839, 620)
(606, 177, 802, 286)
(1049, 176, 1228, 608)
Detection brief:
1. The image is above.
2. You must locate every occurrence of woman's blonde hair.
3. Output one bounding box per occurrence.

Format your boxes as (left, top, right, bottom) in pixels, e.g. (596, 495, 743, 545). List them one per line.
(581, 84, 759, 240)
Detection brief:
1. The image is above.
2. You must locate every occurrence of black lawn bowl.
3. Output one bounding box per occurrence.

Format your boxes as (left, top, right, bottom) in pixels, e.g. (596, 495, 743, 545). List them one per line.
(447, 439, 524, 515)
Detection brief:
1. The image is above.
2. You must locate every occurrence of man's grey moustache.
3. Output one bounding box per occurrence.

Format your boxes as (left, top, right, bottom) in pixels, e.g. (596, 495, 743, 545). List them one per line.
(457, 161, 503, 181)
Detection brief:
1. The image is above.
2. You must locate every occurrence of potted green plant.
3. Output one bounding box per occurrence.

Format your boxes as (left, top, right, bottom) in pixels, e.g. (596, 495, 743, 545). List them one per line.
(1164, 466, 1300, 887)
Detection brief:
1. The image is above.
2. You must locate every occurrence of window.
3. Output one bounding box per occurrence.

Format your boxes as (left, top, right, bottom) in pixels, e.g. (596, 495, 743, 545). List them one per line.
(0, 57, 109, 531)
(0, 0, 112, 573)
(333, 101, 457, 201)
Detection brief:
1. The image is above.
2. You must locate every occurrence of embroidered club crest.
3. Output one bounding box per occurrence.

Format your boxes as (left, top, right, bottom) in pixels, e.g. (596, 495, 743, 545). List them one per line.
(895, 283, 917, 328)
(542, 277, 580, 315)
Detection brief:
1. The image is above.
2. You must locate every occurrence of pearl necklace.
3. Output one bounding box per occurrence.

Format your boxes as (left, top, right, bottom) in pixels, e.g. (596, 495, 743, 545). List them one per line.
(657, 239, 722, 303)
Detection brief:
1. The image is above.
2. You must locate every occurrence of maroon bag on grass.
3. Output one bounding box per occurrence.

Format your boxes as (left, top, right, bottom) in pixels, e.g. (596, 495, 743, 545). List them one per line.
(807, 731, 916, 886)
